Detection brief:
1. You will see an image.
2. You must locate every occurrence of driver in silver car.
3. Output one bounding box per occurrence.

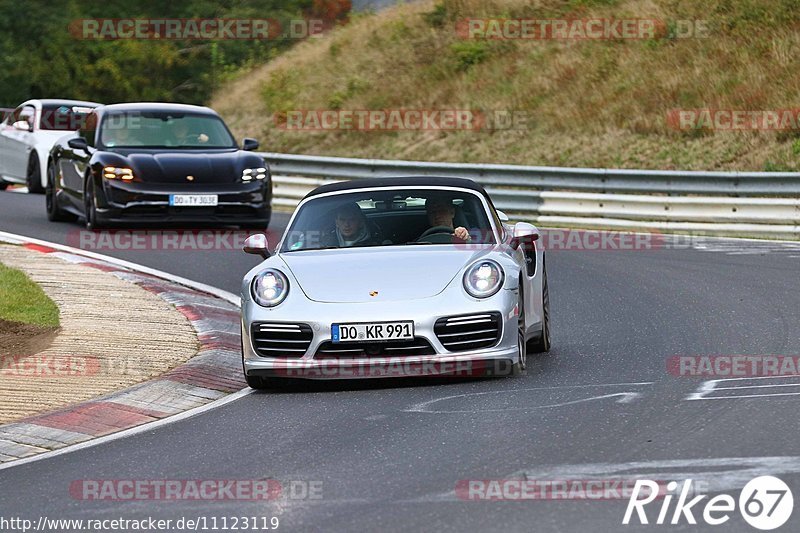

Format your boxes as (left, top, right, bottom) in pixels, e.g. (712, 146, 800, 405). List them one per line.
(419, 197, 471, 241)
(322, 202, 382, 247)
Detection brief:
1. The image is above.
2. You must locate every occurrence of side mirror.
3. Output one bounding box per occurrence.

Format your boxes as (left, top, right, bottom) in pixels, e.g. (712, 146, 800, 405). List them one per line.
(68, 137, 89, 151)
(496, 209, 509, 222)
(510, 222, 539, 250)
(243, 233, 271, 258)
(242, 138, 259, 151)
(12, 120, 31, 132)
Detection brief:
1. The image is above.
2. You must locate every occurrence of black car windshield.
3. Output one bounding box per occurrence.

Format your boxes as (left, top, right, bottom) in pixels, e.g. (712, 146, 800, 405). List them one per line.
(99, 112, 237, 149)
(281, 189, 497, 252)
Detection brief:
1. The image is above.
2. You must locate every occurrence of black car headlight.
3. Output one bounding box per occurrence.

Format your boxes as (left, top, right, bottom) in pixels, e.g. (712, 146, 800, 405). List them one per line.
(103, 166, 134, 181)
(251, 269, 289, 307)
(463, 260, 504, 298)
(241, 167, 268, 182)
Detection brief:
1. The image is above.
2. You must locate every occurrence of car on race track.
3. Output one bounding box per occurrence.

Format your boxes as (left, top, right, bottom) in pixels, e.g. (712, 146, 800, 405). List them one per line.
(0, 99, 99, 193)
(240, 177, 551, 388)
(46, 102, 271, 229)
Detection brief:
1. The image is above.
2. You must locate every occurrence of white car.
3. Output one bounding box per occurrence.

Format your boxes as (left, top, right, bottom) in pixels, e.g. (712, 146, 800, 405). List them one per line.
(0, 99, 99, 193)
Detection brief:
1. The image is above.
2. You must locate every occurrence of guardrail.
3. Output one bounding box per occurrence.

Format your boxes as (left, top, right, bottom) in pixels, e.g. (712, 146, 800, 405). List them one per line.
(262, 152, 800, 239)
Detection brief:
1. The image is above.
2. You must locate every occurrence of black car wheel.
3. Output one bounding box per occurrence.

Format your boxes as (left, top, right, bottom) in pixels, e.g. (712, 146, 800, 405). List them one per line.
(26, 154, 44, 194)
(84, 179, 104, 231)
(46, 161, 76, 222)
(0, 180, 8, 191)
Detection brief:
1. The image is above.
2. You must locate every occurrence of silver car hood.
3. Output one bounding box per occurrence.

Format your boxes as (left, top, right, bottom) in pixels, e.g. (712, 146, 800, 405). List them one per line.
(278, 246, 489, 303)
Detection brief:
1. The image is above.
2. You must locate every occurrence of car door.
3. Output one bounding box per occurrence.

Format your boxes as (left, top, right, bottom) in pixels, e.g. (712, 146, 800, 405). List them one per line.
(0, 108, 10, 178)
(58, 111, 96, 207)
(2, 105, 36, 181)
(0, 106, 22, 180)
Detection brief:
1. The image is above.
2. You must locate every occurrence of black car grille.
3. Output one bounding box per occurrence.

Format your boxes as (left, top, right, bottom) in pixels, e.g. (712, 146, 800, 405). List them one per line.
(314, 338, 436, 359)
(251, 322, 313, 358)
(434, 312, 503, 352)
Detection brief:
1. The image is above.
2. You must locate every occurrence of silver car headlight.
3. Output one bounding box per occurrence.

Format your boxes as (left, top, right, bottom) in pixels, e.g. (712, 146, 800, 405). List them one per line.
(463, 260, 504, 298)
(251, 269, 289, 307)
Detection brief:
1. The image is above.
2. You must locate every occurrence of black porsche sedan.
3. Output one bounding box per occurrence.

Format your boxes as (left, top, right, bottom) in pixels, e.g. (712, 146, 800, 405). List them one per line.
(46, 103, 271, 229)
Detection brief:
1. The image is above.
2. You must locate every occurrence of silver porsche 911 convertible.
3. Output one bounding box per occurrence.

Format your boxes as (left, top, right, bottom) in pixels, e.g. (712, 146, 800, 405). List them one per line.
(240, 177, 550, 388)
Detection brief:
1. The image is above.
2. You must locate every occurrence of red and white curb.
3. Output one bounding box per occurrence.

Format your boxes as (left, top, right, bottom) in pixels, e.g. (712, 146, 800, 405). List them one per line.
(0, 232, 247, 465)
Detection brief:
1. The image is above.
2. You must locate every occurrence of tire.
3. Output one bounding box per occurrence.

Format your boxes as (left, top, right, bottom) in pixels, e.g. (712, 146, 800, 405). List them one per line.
(26, 154, 44, 194)
(511, 289, 527, 376)
(46, 161, 77, 222)
(527, 260, 551, 354)
(84, 178, 105, 231)
(0, 181, 8, 191)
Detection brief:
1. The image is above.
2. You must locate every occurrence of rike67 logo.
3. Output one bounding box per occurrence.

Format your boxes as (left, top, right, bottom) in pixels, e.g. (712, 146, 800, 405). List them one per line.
(624, 476, 793, 530)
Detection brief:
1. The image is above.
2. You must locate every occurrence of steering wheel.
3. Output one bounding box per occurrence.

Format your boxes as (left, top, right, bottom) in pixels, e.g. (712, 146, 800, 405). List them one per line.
(418, 225, 454, 240)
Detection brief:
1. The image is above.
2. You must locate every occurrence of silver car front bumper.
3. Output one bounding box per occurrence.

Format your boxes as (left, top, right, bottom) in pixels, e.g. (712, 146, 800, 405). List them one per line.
(241, 286, 523, 380)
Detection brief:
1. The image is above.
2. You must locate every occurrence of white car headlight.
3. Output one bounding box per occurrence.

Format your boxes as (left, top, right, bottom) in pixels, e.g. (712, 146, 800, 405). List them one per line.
(241, 167, 268, 182)
(251, 269, 289, 307)
(463, 260, 504, 298)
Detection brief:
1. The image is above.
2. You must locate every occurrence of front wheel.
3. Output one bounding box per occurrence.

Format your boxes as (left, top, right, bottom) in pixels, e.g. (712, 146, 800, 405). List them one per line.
(0, 181, 8, 191)
(26, 154, 44, 194)
(511, 291, 527, 376)
(84, 179, 105, 231)
(46, 161, 76, 222)
(528, 262, 551, 353)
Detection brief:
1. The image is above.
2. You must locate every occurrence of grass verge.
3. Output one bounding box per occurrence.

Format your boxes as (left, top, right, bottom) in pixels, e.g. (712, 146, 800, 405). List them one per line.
(212, 0, 800, 171)
(0, 262, 59, 328)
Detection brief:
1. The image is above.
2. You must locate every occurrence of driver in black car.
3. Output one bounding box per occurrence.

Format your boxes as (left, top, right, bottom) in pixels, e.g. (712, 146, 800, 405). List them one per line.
(418, 197, 471, 241)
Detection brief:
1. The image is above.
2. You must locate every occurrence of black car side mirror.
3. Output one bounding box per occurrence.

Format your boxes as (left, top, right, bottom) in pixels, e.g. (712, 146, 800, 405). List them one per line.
(68, 137, 89, 151)
(242, 138, 259, 151)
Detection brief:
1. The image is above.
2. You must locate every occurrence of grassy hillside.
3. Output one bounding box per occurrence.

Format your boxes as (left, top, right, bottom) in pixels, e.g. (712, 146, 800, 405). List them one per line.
(212, 0, 800, 171)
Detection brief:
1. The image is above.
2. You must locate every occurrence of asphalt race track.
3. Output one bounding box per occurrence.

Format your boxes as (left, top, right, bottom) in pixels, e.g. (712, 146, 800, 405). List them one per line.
(2, 190, 800, 532)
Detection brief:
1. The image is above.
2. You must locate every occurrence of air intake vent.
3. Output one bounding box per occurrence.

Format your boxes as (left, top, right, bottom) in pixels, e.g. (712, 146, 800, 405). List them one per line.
(251, 322, 313, 358)
(315, 338, 436, 359)
(434, 312, 502, 352)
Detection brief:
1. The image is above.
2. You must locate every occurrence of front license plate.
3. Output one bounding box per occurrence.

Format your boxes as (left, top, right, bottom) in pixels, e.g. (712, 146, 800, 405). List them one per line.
(169, 194, 218, 207)
(332, 321, 414, 343)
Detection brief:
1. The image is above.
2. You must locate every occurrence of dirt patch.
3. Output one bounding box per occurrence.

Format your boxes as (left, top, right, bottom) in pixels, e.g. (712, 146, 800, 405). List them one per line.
(0, 318, 59, 358)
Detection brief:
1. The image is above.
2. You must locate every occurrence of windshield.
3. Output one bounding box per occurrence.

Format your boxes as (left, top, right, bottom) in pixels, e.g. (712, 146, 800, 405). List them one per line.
(39, 104, 95, 131)
(99, 111, 237, 149)
(281, 189, 497, 252)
